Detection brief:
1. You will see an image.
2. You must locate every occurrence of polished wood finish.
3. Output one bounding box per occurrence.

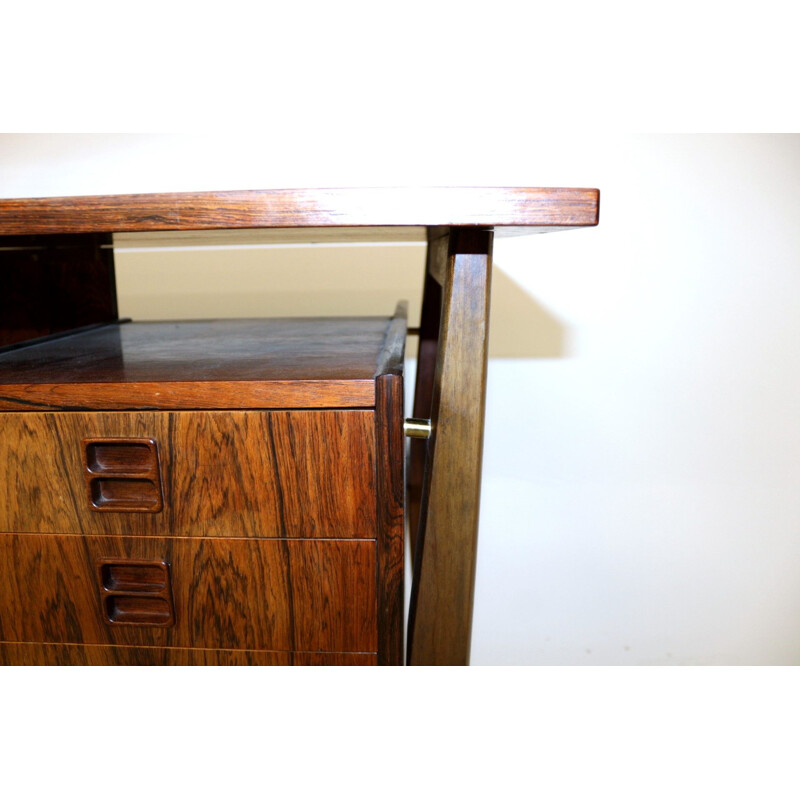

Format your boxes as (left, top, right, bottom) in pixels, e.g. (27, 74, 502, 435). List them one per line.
(0, 318, 389, 410)
(0, 642, 376, 665)
(374, 303, 407, 664)
(0, 533, 377, 653)
(1, 318, 389, 382)
(0, 309, 405, 665)
(0, 234, 117, 349)
(0, 410, 377, 538)
(425, 228, 450, 286)
(375, 373, 405, 666)
(375, 302, 408, 377)
(0, 380, 374, 411)
(83, 438, 164, 513)
(408, 228, 493, 665)
(0, 187, 599, 236)
(96, 560, 175, 626)
(408, 233, 446, 556)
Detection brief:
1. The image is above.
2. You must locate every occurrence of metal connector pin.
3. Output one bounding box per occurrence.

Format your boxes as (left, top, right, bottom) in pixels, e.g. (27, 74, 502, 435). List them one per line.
(404, 418, 432, 439)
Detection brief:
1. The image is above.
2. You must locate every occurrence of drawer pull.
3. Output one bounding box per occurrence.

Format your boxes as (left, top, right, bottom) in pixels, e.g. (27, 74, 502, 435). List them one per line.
(90, 478, 161, 510)
(86, 442, 155, 474)
(105, 596, 172, 626)
(97, 559, 175, 627)
(100, 562, 168, 593)
(82, 438, 163, 513)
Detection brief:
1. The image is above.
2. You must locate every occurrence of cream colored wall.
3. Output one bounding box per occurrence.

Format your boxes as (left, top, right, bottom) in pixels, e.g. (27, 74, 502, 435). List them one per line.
(1, 133, 798, 664)
(114, 240, 426, 328)
(113, 235, 562, 359)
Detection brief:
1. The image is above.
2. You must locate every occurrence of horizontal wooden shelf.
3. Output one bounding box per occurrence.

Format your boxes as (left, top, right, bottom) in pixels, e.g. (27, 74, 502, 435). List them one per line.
(0, 187, 599, 237)
(0, 317, 397, 410)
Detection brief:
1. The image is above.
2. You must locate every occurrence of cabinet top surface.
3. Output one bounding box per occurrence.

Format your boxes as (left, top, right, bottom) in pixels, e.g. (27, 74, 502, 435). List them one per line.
(0, 318, 399, 411)
(0, 187, 599, 238)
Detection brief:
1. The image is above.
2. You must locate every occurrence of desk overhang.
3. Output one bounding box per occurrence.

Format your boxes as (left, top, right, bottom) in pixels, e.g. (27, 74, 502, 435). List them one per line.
(0, 187, 599, 238)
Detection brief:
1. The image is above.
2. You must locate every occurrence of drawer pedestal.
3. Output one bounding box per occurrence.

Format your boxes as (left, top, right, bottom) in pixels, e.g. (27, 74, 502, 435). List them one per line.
(0, 315, 405, 665)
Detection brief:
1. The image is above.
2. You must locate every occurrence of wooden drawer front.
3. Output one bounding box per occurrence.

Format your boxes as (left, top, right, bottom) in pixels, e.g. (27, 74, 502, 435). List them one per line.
(0, 410, 377, 538)
(0, 533, 377, 653)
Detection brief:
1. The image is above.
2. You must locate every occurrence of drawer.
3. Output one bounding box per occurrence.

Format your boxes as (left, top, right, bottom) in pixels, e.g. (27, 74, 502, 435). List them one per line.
(0, 533, 377, 654)
(0, 410, 377, 538)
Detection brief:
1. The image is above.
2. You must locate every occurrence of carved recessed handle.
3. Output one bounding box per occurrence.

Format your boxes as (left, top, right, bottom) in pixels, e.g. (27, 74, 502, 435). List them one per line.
(82, 438, 163, 513)
(97, 559, 175, 627)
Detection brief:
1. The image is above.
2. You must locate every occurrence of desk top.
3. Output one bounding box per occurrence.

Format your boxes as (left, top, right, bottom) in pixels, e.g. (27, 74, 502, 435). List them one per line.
(0, 187, 599, 237)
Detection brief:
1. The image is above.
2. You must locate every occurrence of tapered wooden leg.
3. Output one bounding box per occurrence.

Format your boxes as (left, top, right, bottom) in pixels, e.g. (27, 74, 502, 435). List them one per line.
(407, 227, 493, 666)
(407, 232, 445, 557)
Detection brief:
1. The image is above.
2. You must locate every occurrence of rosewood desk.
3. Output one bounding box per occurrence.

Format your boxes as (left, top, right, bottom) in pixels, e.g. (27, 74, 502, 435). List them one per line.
(0, 187, 599, 665)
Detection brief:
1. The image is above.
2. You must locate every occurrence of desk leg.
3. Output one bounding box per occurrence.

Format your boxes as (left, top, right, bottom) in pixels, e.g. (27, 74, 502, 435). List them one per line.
(407, 227, 493, 666)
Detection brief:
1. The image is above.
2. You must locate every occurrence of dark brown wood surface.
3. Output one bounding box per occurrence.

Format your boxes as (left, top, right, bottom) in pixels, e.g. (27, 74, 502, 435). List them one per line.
(0, 187, 599, 236)
(408, 233, 446, 556)
(0, 234, 117, 348)
(0, 318, 391, 410)
(375, 302, 408, 377)
(375, 373, 405, 666)
(0, 380, 375, 411)
(0, 305, 409, 666)
(0, 533, 377, 653)
(407, 228, 493, 665)
(0, 642, 376, 665)
(0, 410, 377, 538)
(373, 301, 407, 664)
(83, 437, 164, 513)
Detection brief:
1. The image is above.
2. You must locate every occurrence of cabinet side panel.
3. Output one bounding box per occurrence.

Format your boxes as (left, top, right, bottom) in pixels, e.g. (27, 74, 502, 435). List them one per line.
(375, 374, 405, 665)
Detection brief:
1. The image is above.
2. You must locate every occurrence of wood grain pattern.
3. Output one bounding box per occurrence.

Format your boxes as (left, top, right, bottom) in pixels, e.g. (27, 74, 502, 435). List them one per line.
(0, 533, 377, 653)
(83, 438, 164, 513)
(0, 234, 117, 348)
(375, 302, 408, 377)
(0, 410, 377, 538)
(408, 233, 446, 556)
(374, 301, 406, 661)
(375, 374, 405, 666)
(425, 228, 450, 286)
(96, 559, 175, 627)
(0, 380, 375, 411)
(407, 228, 493, 665)
(253, 411, 378, 538)
(0, 187, 600, 236)
(0, 642, 376, 665)
(0, 318, 391, 410)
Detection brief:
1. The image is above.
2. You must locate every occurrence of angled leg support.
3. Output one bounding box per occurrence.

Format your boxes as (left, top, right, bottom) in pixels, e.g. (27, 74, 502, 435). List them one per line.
(407, 227, 493, 666)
